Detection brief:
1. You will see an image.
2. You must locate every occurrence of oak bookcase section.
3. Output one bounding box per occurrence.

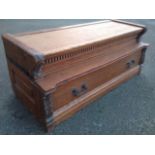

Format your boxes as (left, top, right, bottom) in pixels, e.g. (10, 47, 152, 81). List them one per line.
(2, 20, 149, 132)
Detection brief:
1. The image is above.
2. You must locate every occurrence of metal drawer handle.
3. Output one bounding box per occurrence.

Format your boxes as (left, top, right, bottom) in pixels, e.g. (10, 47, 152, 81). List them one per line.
(81, 84, 87, 91)
(72, 84, 88, 97)
(72, 88, 80, 96)
(127, 59, 135, 69)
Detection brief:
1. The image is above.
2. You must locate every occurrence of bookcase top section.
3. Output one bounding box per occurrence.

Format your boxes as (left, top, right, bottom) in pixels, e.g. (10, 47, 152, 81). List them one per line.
(13, 20, 143, 56)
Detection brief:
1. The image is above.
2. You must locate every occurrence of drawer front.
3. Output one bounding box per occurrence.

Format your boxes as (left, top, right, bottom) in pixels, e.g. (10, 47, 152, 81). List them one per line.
(52, 49, 142, 111)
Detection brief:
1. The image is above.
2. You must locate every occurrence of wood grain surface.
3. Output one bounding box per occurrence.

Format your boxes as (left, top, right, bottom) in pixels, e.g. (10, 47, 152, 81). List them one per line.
(2, 20, 148, 132)
(14, 21, 143, 55)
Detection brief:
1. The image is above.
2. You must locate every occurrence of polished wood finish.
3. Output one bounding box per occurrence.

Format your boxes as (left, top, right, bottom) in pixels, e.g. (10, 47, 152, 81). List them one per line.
(14, 21, 143, 55)
(52, 47, 144, 111)
(2, 20, 146, 79)
(7, 60, 45, 121)
(52, 66, 141, 128)
(2, 20, 149, 132)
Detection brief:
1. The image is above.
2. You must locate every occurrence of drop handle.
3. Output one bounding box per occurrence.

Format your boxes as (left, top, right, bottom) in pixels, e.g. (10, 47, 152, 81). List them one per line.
(81, 84, 88, 91)
(72, 88, 80, 97)
(126, 59, 136, 69)
(72, 84, 88, 97)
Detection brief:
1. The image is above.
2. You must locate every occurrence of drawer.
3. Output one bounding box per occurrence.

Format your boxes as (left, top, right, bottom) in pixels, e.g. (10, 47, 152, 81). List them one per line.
(52, 49, 143, 111)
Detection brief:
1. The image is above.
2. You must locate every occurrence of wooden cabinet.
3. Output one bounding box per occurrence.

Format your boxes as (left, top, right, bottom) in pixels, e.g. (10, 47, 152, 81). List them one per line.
(2, 20, 149, 132)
